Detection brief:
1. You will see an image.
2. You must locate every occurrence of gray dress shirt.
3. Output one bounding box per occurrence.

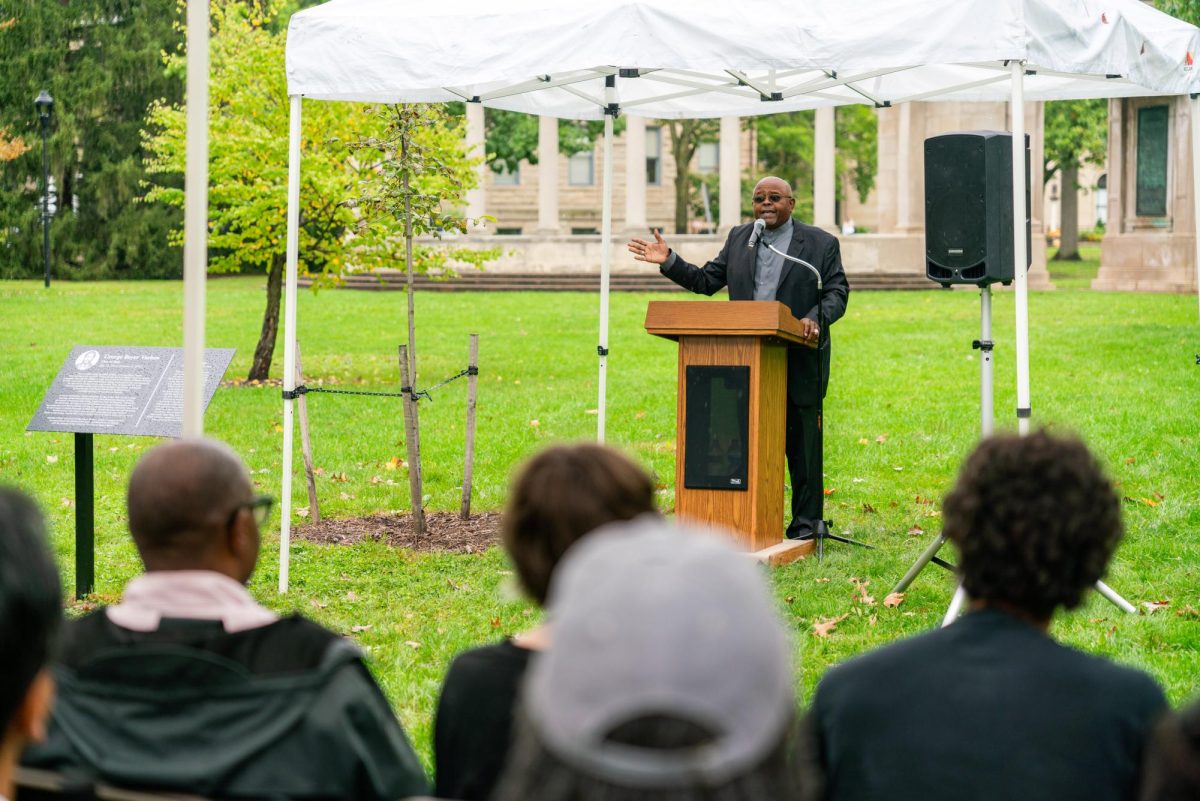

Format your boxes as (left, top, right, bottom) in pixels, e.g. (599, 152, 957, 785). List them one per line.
(753, 219, 793, 300)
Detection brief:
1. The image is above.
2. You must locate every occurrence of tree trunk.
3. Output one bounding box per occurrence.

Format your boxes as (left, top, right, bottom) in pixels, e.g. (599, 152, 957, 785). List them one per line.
(401, 130, 426, 535)
(248, 252, 285, 380)
(670, 121, 694, 235)
(1056, 163, 1082, 261)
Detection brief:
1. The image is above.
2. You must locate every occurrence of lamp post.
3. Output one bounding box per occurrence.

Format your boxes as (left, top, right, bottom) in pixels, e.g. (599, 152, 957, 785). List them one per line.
(35, 89, 53, 289)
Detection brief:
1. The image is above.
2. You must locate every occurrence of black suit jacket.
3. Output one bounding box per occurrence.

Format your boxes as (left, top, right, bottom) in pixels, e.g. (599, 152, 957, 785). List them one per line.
(807, 609, 1168, 801)
(659, 220, 849, 407)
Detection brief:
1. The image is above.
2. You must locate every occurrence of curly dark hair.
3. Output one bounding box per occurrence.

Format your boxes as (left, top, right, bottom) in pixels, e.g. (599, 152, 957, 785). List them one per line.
(502, 443, 658, 605)
(941, 430, 1122, 620)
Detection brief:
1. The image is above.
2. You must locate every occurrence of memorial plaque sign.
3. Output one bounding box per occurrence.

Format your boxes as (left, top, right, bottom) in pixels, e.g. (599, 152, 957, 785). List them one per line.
(28, 346, 235, 598)
(29, 346, 235, 438)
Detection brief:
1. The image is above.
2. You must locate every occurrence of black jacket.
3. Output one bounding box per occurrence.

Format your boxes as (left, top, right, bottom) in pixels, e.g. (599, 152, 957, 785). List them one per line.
(23, 613, 429, 801)
(659, 220, 849, 407)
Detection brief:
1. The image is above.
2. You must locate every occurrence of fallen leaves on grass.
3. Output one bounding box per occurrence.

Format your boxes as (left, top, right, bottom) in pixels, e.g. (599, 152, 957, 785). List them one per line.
(404, 641, 421, 649)
(351, 624, 372, 633)
(861, 502, 876, 514)
(46, 455, 58, 464)
(812, 613, 850, 638)
(529, 419, 540, 428)
(331, 472, 350, 483)
(884, 592, 905, 608)
(824, 487, 837, 496)
(857, 437, 869, 445)
(875, 434, 888, 444)
(345, 591, 358, 602)
(850, 578, 875, 606)
(907, 525, 924, 536)
(1141, 599, 1171, 614)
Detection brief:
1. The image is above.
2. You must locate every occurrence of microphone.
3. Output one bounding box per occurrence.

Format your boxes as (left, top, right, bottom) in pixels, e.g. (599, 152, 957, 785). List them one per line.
(747, 218, 766, 249)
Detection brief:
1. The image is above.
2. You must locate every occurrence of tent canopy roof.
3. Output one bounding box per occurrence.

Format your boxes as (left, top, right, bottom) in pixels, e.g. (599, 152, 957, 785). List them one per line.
(287, 0, 1200, 117)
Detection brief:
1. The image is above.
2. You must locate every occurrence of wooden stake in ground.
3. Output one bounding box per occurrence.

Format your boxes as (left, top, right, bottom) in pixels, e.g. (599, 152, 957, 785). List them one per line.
(398, 344, 426, 534)
(461, 334, 479, 520)
(296, 342, 321, 524)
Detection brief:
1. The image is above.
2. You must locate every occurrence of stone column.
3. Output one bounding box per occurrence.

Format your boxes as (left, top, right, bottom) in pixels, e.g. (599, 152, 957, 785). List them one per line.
(624, 115, 647, 234)
(537, 115, 561, 233)
(814, 106, 836, 230)
(1025, 101, 1053, 289)
(719, 116, 742, 231)
(895, 102, 917, 233)
(465, 103, 487, 230)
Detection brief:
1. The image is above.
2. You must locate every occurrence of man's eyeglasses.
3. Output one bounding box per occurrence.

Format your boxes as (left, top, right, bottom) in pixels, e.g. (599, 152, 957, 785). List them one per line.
(228, 495, 274, 529)
(752, 193, 792, 204)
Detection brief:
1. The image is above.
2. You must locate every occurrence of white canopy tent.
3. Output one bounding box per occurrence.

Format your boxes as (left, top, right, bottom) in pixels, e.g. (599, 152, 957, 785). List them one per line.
(269, 0, 1200, 590)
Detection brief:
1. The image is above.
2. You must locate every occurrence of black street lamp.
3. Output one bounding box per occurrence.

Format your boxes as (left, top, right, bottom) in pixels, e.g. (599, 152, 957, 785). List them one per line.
(35, 89, 54, 289)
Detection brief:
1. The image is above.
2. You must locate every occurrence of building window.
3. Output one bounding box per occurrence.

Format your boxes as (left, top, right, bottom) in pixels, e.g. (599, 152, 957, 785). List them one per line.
(1135, 105, 1168, 217)
(696, 141, 719, 174)
(1096, 173, 1108, 227)
(646, 126, 662, 186)
(568, 151, 594, 186)
(571, 226, 599, 235)
(496, 227, 523, 235)
(493, 164, 519, 186)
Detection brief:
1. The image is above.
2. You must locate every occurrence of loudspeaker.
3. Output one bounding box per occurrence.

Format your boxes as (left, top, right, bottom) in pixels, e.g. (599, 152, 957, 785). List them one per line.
(924, 131, 1031, 287)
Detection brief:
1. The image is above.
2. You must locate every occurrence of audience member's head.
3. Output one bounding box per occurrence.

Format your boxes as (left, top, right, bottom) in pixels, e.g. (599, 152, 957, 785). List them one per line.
(1140, 701, 1200, 801)
(942, 430, 1122, 623)
(0, 488, 61, 794)
(502, 443, 657, 605)
(127, 438, 268, 583)
(493, 518, 799, 801)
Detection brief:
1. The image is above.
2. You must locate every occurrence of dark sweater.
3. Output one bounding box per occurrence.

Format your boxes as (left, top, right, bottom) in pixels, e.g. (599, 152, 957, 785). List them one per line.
(24, 611, 429, 801)
(433, 639, 536, 800)
(808, 608, 1168, 801)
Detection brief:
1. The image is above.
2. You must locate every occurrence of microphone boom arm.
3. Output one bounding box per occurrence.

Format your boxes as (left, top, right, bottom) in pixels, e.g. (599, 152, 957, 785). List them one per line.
(764, 242, 822, 292)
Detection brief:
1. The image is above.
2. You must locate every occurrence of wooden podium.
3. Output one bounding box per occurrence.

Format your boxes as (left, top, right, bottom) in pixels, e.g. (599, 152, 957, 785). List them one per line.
(645, 300, 814, 565)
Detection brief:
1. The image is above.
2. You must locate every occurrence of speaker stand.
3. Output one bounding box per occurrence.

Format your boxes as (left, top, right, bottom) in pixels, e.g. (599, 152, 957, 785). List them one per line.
(891, 285, 1137, 622)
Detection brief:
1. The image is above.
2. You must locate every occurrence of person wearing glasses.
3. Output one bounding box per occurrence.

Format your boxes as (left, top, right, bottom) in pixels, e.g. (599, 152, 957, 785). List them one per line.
(628, 177, 849, 540)
(23, 438, 428, 801)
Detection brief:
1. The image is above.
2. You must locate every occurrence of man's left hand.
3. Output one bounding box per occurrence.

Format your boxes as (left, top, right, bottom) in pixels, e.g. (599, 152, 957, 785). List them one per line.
(800, 318, 820, 344)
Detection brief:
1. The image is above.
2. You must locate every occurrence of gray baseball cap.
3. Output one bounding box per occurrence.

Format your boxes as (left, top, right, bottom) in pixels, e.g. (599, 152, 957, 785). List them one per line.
(524, 515, 795, 789)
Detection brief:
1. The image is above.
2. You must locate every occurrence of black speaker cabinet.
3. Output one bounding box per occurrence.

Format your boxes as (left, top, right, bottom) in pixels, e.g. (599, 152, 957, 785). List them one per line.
(924, 131, 1031, 287)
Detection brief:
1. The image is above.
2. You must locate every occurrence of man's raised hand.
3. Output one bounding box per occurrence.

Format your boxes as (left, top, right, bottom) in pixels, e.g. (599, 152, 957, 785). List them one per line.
(627, 229, 670, 266)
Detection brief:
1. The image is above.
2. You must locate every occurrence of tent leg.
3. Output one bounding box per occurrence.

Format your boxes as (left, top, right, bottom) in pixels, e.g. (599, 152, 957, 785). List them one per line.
(181, 0, 210, 436)
(1191, 94, 1200, 321)
(597, 78, 616, 443)
(280, 95, 302, 593)
(1010, 61, 1031, 436)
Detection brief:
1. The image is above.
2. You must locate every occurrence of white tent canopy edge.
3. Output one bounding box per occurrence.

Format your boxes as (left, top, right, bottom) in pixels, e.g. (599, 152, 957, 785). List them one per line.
(272, 0, 1200, 591)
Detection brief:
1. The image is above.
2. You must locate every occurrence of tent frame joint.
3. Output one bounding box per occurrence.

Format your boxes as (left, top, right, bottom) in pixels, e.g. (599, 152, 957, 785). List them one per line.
(597, 345, 609, 357)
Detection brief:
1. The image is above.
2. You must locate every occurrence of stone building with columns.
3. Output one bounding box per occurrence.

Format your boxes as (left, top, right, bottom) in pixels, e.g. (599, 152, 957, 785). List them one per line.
(1094, 95, 1197, 292)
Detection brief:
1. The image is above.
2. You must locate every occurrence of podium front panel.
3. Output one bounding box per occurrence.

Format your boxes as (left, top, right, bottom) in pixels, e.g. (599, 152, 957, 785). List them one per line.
(683, 366, 750, 491)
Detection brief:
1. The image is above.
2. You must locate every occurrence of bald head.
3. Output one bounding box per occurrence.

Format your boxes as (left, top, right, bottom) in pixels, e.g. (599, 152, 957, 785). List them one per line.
(127, 438, 258, 576)
(752, 176, 796, 230)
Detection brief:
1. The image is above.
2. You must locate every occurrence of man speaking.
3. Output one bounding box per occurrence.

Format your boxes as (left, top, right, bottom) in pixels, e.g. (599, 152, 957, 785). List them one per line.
(628, 177, 849, 539)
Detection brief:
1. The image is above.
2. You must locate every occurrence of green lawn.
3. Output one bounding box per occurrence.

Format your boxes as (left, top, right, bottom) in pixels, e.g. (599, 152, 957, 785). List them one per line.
(2, 277, 1198, 768)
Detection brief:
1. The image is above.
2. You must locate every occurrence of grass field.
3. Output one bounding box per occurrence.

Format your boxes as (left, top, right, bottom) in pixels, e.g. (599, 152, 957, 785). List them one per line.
(2, 275, 1198, 768)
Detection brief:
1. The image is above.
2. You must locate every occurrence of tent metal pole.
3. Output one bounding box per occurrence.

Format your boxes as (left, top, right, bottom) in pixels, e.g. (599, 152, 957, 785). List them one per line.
(181, 0, 210, 436)
(597, 77, 616, 443)
(1191, 94, 1200, 321)
(1011, 61, 1031, 436)
(279, 94, 302, 593)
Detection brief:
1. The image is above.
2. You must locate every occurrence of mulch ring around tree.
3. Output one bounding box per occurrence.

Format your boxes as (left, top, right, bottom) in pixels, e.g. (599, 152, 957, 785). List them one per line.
(295, 511, 501, 554)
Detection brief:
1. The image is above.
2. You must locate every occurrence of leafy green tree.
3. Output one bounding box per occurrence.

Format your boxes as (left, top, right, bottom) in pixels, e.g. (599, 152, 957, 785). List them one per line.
(143, 0, 374, 379)
(345, 104, 492, 534)
(0, 0, 184, 279)
(753, 106, 878, 225)
(1043, 99, 1106, 260)
(450, 107, 624, 175)
(664, 119, 720, 234)
(1155, 0, 1200, 22)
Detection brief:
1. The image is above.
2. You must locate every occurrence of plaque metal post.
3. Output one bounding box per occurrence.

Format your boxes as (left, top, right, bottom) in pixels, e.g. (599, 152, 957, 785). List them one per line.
(74, 432, 94, 599)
